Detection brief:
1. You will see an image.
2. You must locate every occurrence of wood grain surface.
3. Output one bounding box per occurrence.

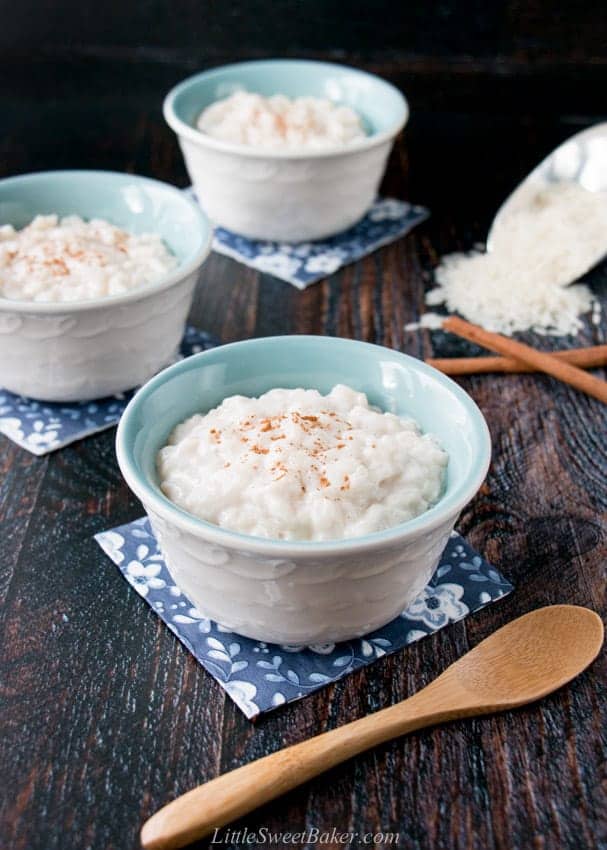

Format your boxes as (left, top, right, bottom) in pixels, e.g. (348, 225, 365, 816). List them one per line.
(1, 44, 606, 850)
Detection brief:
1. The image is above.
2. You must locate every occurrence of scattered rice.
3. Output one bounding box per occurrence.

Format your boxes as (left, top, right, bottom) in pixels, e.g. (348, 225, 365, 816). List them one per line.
(407, 181, 607, 336)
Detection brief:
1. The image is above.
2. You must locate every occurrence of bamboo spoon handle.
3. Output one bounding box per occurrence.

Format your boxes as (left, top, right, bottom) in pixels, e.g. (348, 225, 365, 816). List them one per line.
(443, 316, 607, 404)
(141, 677, 471, 850)
(141, 605, 603, 850)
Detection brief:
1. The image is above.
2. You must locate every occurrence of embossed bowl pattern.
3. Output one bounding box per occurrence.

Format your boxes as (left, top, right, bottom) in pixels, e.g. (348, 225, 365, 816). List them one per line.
(163, 60, 409, 241)
(116, 336, 492, 644)
(0, 171, 212, 401)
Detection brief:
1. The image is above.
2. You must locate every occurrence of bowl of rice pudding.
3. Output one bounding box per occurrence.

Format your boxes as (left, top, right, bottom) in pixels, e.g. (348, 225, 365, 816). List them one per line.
(0, 170, 211, 401)
(116, 336, 491, 644)
(163, 59, 408, 241)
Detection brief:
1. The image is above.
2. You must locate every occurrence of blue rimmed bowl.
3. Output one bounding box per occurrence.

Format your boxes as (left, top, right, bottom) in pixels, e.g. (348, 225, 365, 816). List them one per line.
(116, 336, 491, 644)
(164, 59, 409, 241)
(0, 170, 212, 401)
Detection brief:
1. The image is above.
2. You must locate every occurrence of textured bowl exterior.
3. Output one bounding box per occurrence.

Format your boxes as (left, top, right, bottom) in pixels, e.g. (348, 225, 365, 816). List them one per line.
(116, 336, 491, 645)
(146, 503, 457, 643)
(0, 170, 212, 401)
(0, 272, 198, 402)
(163, 59, 409, 241)
(178, 137, 393, 241)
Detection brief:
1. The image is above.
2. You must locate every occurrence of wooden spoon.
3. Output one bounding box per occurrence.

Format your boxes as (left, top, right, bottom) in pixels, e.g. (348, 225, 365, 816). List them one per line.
(141, 605, 603, 850)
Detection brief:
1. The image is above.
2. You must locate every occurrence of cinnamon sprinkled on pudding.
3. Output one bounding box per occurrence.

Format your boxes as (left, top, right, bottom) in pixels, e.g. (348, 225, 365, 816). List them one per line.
(197, 92, 366, 151)
(157, 385, 447, 542)
(0, 214, 176, 303)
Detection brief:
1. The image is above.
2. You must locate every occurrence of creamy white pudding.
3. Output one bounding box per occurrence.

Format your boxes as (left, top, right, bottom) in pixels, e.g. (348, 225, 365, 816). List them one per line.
(196, 92, 366, 150)
(0, 214, 177, 303)
(157, 385, 448, 542)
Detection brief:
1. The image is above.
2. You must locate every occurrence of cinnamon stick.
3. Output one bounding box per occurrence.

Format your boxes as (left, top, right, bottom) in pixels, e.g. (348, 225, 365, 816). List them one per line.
(442, 316, 607, 404)
(427, 345, 607, 376)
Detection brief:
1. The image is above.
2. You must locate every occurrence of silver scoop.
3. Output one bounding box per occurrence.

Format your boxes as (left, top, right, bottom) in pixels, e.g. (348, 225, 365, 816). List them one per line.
(487, 122, 607, 280)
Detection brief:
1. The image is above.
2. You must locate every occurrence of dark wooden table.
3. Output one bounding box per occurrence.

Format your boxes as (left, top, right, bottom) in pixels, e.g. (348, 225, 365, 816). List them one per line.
(1, 53, 606, 850)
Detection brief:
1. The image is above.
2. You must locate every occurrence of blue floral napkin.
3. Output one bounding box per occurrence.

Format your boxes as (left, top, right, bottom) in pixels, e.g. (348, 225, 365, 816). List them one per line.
(187, 189, 429, 289)
(95, 517, 513, 720)
(0, 327, 216, 456)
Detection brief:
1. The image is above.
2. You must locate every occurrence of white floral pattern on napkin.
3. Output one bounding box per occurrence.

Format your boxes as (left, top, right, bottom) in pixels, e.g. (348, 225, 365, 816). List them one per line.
(96, 518, 513, 719)
(189, 189, 429, 289)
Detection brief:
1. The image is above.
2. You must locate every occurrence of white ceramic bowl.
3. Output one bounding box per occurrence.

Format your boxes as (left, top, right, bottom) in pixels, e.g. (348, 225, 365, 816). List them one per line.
(163, 59, 409, 241)
(116, 336, 491, 645)
(0, 171, 212, 402)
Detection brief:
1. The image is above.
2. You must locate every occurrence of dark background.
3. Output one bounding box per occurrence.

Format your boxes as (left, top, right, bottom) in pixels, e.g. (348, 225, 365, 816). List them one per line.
(2, 0, 606, 220)
(2, 5, 607, 850)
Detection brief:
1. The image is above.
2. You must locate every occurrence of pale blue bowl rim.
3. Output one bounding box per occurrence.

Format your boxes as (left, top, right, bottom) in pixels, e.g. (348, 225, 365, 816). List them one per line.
(116, 335, 492, 556)
(163, 58, 409, 161)
(0, 169, 213, 314)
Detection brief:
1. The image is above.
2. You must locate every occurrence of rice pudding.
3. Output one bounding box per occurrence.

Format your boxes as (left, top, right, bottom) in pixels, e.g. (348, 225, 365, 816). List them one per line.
(196, 92, 366, 150)
(157, 385, 447, 542)
(0, 214, 177, 303)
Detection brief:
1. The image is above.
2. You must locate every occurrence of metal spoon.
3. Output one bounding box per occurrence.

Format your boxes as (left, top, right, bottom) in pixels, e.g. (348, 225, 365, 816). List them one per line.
(141, 604, 603, 850)
(487, 122, 607, 278)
